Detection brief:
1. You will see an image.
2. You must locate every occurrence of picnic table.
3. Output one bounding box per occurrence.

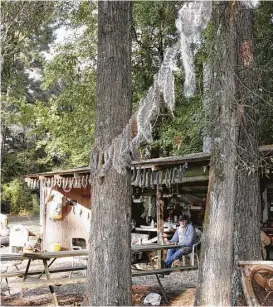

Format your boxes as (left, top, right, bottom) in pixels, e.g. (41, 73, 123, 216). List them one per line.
(135, 226, 176, 233)
(1, 245, 197, 305)
(1, 250, 88, 306)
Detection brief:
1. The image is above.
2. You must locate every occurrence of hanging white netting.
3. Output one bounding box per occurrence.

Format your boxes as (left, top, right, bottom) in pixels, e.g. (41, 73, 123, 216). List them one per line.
(240, 0, 260, 9)
(176, 1, 212, 97)
(90, 0, 258, 178)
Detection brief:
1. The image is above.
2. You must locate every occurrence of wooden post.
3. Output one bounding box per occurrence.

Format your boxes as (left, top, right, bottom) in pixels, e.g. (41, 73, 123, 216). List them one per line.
(39, 183, 45, 250)
(156, 186, 164, 268)
(40, 184, 45, 249)
(43, 259, 59, 306)
(42, 186, 53, 251)
(262, 188, 268, 223)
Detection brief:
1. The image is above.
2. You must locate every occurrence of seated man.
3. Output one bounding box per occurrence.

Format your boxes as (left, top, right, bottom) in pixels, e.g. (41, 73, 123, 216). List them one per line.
(163, 215, 196, 268)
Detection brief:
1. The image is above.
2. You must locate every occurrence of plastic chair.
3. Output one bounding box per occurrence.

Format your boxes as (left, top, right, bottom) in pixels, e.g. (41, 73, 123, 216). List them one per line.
(181, 228, 202, 267)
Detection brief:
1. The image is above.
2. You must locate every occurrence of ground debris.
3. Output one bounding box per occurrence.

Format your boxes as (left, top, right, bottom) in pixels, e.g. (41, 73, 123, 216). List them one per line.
(1, 294, 83, 306)
(1, 286, 195, 306)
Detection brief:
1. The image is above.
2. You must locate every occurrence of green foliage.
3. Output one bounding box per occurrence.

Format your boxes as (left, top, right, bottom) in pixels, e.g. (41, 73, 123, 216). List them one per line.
(2, 1, 273, 209)
(140, 92, 204, 159)
(1, 1, 97, 181)
(133, 2, 205, 158)
(31, 194, 40, 216)
(1, 2, 58, 214)
(132, 2, 178, 106)
(33, 2, 98, 168)
(158, 97, 204, 155)
(2, 178, 39, 215)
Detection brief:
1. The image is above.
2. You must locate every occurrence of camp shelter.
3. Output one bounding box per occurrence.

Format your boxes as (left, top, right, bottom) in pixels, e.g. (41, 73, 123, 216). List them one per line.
(25, 145, 273, 252)
(25, 167, 91, 251)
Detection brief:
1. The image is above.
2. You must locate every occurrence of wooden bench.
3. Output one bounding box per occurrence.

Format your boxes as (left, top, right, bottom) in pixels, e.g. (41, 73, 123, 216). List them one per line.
(0, 253, 23, 261)
(5, 276, 86, 290)
(2, 264, 198, 306)
(1, 265, 87, 279)
(132, 265, 198, 276)
(1, 266, 87, 299)
(4, 266, 197, 289)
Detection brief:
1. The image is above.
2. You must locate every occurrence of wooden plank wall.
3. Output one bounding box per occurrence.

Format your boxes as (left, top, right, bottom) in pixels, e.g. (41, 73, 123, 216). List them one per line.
(44, 186, 91, 251)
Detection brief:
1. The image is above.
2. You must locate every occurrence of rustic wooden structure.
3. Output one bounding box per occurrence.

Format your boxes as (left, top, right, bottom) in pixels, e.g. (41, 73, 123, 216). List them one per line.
(25, 167, 92, 251)
(25, 145, 273, 252)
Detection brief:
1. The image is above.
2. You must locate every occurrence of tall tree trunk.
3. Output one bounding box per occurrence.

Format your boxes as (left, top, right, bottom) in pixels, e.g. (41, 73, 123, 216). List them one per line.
(202, 63, 212, 153)
(84, 1, 132, 306)
(232, 4, 261, 305)
(196, 2, 262, 305)
(195, 2, 238, 305)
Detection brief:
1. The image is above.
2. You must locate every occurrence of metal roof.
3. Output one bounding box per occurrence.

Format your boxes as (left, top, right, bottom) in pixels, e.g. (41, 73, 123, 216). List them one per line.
(132, 151, 210, 167)
(25, 145, 273, 179)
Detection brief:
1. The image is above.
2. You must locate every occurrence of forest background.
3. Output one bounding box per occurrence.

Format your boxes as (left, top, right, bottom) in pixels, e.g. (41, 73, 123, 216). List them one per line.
(1, 1, 273, 215)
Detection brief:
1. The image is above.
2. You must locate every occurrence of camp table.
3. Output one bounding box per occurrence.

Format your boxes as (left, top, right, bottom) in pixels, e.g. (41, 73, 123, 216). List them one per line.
(1, 246, 197, 305)
(1, 250, 88, 306)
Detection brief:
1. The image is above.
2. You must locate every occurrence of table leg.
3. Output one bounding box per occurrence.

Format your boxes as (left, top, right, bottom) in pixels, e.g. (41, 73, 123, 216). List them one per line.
(43, 259, 59, 306)
(147, 252, 169, 303)
(157, 250, 162, 268)
(155, 273, 169, 303)
(37, 258, 57, 279)
(20, 259, 31, 298)
(5, 278, 10, 295)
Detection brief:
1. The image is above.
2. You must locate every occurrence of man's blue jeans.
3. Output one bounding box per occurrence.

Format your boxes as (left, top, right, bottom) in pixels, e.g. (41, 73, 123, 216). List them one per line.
(164, 246, 192, 268)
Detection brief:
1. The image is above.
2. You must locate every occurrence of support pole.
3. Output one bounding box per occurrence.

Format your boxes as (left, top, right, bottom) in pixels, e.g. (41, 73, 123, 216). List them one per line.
(156, 186, 164, 268)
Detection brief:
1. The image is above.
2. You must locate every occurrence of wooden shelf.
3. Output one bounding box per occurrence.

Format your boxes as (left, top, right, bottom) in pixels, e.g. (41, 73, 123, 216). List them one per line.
(190, 208, 205, 211)
(262, 228, 273, 232)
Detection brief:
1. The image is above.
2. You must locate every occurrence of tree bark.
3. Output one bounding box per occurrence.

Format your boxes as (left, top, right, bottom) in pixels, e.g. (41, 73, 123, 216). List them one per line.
(232, 4, 262, 305)
(202, 63, 212, 153)
(84, 1, 132, 306)
(195, 2, 262, 305)
(195, 2, 238, 305)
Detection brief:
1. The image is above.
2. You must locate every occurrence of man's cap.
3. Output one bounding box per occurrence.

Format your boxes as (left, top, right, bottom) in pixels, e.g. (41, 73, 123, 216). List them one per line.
(179, 214, 189, 222)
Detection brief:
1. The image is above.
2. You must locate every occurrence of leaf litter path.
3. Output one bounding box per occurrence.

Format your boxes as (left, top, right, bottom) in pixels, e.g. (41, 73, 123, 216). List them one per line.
(1, 271, 197, 306)
(1, 286, 195, 306)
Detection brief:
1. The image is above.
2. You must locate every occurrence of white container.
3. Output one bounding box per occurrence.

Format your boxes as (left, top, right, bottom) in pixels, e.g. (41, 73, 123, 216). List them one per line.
(0, 228, 10, 237)
(9, 225, 29, 253)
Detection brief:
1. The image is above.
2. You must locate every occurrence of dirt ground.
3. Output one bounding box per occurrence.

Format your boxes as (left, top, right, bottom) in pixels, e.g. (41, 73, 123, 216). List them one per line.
(1, 215, 197, 306)
(1, 285, 196, 306)
(1, 264, 197, 306)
